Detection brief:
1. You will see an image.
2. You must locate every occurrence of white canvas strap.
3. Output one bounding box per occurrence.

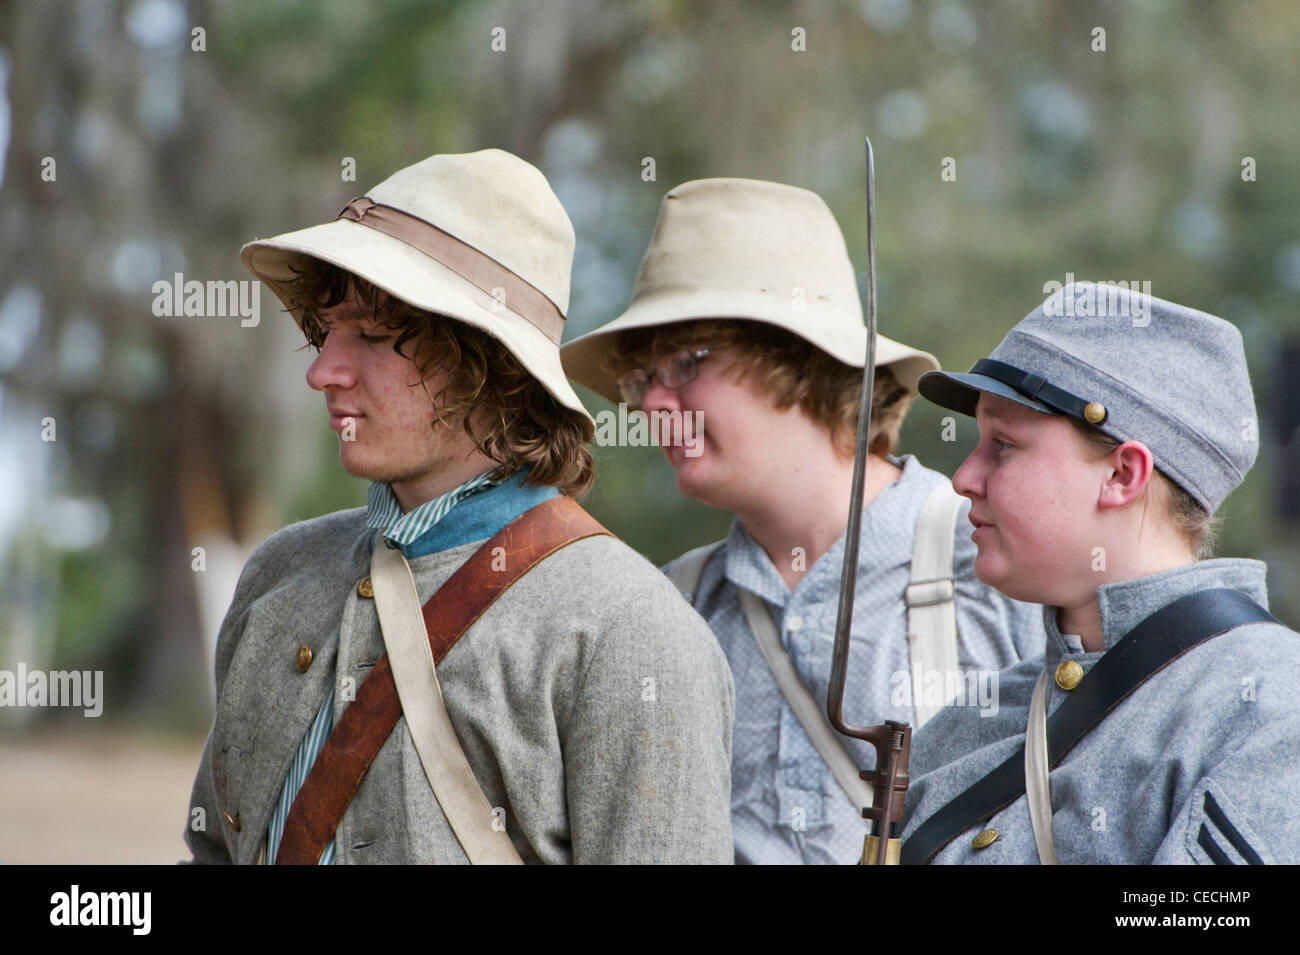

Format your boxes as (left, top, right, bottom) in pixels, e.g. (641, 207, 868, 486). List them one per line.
(370, 540, 523, 865)
(736, 589, 875, 812)
(906, 482, 963, 728)
(665, 540, 872, 811)
(665, 541, 725, 605)
(1025, 668, 1059, 865)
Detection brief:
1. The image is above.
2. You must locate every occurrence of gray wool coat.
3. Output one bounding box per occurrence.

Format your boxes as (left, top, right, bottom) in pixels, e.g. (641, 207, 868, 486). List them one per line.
(184, 507, 736, 864)
(900, 559, 1299, 864)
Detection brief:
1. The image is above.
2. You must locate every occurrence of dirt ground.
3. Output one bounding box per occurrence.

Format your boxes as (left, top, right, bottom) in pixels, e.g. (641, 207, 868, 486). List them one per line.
(0, 727, 206, 864)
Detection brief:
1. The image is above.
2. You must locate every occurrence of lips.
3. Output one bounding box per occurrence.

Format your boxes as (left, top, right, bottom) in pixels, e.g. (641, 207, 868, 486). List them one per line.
(665, 431, 706, 464)
(969, 513, 995, 542)
(328, 408, 363, 432)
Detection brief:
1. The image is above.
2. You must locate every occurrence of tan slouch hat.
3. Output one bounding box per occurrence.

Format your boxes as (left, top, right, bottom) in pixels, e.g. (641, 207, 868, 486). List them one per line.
(241, 148, 592, 423)
(561, 177, 939, 405)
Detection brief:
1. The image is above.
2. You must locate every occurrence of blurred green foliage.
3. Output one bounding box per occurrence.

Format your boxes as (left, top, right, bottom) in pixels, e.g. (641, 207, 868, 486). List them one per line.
(5, 0, 1297, 731)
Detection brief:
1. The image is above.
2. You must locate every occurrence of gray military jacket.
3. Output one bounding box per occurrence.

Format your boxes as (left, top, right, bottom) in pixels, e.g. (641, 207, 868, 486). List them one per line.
(901, 559, 1298, 864)
(185, 508, 736, 864)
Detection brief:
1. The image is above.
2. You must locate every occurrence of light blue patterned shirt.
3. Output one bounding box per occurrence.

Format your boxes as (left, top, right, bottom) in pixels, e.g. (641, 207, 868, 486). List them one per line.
(665, 454, 1045, 865)
(265, 468, 505, 864)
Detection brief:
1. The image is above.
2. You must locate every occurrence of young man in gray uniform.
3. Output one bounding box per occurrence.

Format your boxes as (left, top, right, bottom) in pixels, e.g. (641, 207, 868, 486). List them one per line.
(185, 150, 734, 864)
(562, 177, 1044, 864)
(901, 281, 1299, 864)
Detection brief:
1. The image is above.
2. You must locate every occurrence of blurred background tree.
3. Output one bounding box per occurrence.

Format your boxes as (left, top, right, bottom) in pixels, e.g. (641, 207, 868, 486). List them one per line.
(1, 0, 1296, 751)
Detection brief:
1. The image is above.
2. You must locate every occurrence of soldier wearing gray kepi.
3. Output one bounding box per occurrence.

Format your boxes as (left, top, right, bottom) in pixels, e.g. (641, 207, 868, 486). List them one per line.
(900, 281, 1299, 865)
(563, 178, 1045, 865)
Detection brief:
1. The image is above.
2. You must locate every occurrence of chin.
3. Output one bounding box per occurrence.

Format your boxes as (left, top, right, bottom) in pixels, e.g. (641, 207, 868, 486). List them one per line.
(972, 555, 998, 588)
(337, 448, 388, 483)
(673, 471, 711, 505)
(973, 552, 1019, 598)
(672, 463, 728, 510)
(978, 560, 1056, 607)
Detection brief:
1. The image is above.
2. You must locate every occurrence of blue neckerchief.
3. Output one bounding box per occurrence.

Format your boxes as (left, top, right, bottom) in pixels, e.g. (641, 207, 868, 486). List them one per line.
(370, 468, 560, 558)
(366, 470, 498, 547)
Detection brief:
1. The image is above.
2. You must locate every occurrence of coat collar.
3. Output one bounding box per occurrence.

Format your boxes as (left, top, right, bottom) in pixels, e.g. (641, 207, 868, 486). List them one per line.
(398, 468, 560, 557)
(1044, 558, 1271, 663)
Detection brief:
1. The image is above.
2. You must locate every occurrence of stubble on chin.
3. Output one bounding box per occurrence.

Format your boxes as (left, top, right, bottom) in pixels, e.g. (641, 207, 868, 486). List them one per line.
(336, 442, 417, 486)
(342, 456, 437, 487)
(337, 408, 484, 489)
(337, 451, 380, 483)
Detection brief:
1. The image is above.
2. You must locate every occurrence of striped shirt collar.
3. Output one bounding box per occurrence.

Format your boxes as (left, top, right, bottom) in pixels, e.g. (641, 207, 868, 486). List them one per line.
(365, 469, 500, 547)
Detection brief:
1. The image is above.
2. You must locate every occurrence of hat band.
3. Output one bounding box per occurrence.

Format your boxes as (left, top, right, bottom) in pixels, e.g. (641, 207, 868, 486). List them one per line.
(338, 196, 565, 344)
(970, 358, 1105, 424)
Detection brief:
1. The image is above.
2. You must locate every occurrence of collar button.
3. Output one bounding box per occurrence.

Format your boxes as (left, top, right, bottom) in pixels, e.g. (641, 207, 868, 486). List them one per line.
(1055, 660, 1084, 690)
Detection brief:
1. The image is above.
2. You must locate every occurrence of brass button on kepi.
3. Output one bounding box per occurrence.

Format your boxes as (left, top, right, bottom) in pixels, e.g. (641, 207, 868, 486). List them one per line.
(223, 810, 240, 832)
(1084, 401, 1107, 425)
(1055, 660, 1084, 690)
(972, 828, 998, 849)
(296, 644, 314, 672)
(357, 576, 374, 599)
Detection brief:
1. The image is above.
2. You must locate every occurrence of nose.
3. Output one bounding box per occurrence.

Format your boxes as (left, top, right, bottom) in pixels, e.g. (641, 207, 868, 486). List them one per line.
(951, 446, 985, 501)
(641, 376, 682, 416)
(306, 330, 356, 392)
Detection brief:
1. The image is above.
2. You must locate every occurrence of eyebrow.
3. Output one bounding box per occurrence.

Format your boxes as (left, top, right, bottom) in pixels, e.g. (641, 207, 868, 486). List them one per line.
(974, 403, 1031, 435)
(975, 404, 1013, 425)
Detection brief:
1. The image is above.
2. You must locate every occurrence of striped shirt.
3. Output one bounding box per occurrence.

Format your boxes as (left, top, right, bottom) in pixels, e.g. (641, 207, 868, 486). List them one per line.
(265, 468, 501, 864)
(365, 470, 499, 547)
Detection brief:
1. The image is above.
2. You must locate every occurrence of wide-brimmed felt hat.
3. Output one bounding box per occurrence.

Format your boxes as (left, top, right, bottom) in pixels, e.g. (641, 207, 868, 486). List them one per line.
(241, 148, 592, 423)
(559, 177, 939, 406)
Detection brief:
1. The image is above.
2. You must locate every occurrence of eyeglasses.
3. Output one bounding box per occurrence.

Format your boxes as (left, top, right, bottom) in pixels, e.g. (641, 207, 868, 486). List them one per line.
(616, 348, 716, 408)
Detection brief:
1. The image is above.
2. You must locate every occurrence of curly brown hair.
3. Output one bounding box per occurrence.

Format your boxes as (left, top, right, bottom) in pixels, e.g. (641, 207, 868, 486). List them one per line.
(283, 257, 594, 497)
(608, 319, 913, 458)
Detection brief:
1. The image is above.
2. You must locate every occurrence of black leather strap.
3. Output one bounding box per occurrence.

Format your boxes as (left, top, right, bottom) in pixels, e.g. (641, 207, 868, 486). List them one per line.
(971, 358, 1104, 423)
(900, 588, 1278, 865)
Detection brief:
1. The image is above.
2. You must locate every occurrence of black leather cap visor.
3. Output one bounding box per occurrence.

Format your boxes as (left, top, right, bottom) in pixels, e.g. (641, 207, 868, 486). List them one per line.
(918, 365, 1061, 419)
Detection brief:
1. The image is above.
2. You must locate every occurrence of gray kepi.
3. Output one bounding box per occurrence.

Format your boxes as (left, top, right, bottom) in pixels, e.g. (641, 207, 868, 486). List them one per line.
(917, 282, 1259, 513)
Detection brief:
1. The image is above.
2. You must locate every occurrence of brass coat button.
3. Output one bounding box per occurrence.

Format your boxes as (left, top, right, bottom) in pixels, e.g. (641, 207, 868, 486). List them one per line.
(1084, 402, 1107, 424)
(296, 644, 313, 672)
(223, 810, 240, 832)
(357, 576, 374, 599)
(972, 828, 998, 849)
(1055, 660, 1084, 690)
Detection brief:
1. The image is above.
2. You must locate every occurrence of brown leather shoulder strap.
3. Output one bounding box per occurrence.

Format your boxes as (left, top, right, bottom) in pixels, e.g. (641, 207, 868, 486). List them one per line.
(275, 495, 611, 864)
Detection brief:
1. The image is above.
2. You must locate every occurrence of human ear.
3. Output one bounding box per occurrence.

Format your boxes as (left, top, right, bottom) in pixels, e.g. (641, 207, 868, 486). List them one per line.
(1098, 440, 1155, 510)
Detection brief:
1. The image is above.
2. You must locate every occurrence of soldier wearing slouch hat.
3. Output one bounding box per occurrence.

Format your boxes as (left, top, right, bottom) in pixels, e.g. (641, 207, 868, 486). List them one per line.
(563, 177, 1044, 864)
(185, 150, 735, 865)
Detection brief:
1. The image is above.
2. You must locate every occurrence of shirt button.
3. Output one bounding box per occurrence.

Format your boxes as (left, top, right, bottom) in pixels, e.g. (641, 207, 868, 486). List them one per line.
(972, 828, 998, 849)
(1055, 660, 1084, 690)
(357, 576, 374, 599)
(223, 810, 241, 833)
(786, 614, 803, 632)
(296, 644, 314, 673)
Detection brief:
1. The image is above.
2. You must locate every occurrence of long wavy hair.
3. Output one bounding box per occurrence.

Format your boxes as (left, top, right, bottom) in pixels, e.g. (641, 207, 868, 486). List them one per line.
(284, 258, 595, 497)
